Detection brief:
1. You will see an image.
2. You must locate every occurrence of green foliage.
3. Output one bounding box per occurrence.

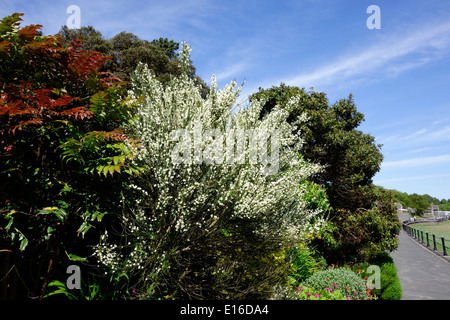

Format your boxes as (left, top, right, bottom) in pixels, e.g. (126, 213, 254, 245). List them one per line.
(250, 84, 400, 262)
(45, 272, 130, 300)
(295, 285, 345, 300)
(58, 129, 142, 177)
(288, 244, 327, 284)
(93, 45, 325, 300)
(357, 252, 402, 300)
(151, 37, 179, 59)
(0, 13, 139, 299)
(0, 12, 404, 301)
(328, 187, 401, 261)
(58, 26, 208, 96)
(301, 180, 330, 213)
(303, 266, 372, 300)
(378, 263, 402, 300)
(389, 189, 449, 214)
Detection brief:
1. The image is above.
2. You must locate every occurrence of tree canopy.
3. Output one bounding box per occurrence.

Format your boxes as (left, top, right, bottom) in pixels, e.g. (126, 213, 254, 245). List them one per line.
(0, 12, 140, 299)
(250, 84, 400, 262)
(58, 26, 209, 96)
(1, 12, 405, 301)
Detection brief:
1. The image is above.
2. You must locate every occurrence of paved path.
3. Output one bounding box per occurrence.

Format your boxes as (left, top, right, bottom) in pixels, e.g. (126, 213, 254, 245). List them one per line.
(390, 230, 450, 300)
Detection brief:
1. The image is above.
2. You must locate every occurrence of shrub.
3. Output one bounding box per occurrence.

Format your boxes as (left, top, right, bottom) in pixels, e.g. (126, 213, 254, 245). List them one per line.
(378, 263, 401, 300)
(0, 13, 139, 299)
(93, 43, 326, 299)
(356, 252, 402, 300)
(303, 267, 371, 300)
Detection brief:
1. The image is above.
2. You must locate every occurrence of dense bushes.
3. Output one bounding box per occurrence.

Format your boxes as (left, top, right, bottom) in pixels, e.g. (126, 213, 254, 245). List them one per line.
(250, 85, 401, 263)
(0, 13, 140, 299)
(1, 12, 403, 300)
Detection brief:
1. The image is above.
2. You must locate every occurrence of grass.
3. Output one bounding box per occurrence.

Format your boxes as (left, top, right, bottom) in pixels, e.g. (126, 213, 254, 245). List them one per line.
(413, 220, 450, 254)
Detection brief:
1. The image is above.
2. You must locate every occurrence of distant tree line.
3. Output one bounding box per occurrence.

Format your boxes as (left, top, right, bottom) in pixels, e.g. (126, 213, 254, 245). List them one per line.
(388, 189, 450, 213)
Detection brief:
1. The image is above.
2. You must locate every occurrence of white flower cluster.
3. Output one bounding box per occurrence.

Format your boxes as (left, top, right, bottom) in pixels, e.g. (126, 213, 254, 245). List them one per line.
(94, 42, 325, 284)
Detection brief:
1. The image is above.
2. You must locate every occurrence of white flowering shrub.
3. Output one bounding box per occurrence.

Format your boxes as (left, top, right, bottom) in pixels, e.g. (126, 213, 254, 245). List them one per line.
(93, 42, 324, 299)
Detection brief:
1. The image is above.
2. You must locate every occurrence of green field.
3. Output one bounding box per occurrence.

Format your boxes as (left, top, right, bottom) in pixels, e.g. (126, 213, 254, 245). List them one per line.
(413, 220, 450, 253)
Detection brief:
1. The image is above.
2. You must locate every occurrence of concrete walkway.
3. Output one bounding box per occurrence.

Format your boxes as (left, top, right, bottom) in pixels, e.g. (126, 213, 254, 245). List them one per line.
(390, 230, 450, 300)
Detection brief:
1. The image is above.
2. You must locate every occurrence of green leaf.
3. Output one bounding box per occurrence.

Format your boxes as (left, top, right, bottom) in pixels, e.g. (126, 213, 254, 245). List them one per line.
(44, 280, 78, 300)
(89, 210, 106, 222)
(38, 206, 67, 223)
(66, 251, 88, 262)
(102, 165, 109, 177)
(61, 185, 73, 193)
(77, 221, 93, 237)
(14, 228, 28, 251)
(44, 226, 55, 241)
(5, 216, 14, 231)
(54, 207, 67, 222)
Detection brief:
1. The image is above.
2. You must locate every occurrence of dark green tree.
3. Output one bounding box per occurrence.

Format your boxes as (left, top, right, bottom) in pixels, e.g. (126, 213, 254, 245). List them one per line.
(58, 26, 209, 96)
(390, 189, 445, 214)
(151, 37, 179, 58)
(250, 83, 400, 262)
(0, 13, 140, 299)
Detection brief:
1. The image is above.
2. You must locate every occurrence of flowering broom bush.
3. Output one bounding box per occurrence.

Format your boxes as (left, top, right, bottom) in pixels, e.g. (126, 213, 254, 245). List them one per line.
(93, 42, 325, 299)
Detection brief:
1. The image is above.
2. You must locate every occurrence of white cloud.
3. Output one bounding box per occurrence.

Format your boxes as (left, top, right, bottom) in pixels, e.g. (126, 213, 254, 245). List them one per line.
(375, 173, 450, 185)
(381, 154, 450, 169)
(214, 61, 249, 83)
(283, 20, 450, 88)
(379, 125, 450, 149)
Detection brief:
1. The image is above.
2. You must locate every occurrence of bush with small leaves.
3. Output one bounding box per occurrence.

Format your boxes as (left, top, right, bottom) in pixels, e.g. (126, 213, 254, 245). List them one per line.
(303, 266, 372, 300)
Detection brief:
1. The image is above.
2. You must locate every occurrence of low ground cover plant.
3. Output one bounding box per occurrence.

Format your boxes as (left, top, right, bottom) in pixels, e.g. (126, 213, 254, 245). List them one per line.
(302, 266, 373, 300)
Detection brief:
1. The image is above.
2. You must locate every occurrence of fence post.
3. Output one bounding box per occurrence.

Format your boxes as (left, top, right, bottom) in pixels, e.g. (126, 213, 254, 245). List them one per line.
(426, 232, 429, 247)
(433, 234, 437, 251)
(442, 237, 447, 256)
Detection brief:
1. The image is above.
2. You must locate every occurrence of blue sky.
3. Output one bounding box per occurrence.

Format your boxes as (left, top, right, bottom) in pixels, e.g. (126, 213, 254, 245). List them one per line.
(2, 0, 450, 200)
